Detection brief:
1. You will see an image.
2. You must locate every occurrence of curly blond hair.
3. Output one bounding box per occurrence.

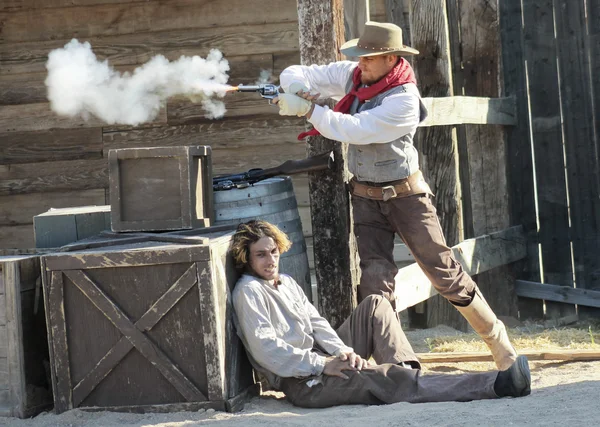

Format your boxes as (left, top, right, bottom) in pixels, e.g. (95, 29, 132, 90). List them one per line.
(230, 220, 292, 271)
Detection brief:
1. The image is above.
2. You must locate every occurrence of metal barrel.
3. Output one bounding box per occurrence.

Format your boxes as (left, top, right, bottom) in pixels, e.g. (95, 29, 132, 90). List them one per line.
(213, 177, 311, 300)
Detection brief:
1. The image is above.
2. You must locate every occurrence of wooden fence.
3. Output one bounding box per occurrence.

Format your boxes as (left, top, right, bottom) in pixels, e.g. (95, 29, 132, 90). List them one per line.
(500, 0, 600, 320)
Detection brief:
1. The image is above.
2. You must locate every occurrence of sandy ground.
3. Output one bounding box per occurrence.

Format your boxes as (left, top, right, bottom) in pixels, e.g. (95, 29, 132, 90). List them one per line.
(2, 328, 599, 427)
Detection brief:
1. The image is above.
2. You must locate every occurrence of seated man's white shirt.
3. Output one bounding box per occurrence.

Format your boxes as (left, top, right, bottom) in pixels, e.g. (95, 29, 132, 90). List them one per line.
(232, 273, 353, 385)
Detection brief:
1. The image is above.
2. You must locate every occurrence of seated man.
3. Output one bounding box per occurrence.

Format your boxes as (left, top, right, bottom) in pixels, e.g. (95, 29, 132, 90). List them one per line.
(231, 220, 531, 408)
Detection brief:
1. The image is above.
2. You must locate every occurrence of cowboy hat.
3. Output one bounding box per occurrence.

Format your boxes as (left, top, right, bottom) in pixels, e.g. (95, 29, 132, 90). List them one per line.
(340, 21, 419, 57)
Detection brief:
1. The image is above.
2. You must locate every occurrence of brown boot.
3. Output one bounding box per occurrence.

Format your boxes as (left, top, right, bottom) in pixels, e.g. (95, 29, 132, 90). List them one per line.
(455, 291, 517, 370)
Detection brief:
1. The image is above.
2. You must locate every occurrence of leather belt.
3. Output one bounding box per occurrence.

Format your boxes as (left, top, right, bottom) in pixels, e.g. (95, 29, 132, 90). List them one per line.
(350, 170, 433, 201)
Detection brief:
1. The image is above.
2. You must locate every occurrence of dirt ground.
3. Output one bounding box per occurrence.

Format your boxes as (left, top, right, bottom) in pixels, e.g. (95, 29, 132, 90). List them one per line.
(2, 327, 599, 427)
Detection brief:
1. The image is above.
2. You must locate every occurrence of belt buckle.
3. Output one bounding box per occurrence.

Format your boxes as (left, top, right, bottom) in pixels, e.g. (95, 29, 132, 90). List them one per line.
(381, 185, 397, 202)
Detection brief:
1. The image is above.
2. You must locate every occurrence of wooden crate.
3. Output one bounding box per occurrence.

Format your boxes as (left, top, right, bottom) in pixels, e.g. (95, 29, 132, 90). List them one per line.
(0, 254, 52, 418)
(41, 231, 255, 414)
(108, 146, 213, 232)
(34, 206, 111, 249)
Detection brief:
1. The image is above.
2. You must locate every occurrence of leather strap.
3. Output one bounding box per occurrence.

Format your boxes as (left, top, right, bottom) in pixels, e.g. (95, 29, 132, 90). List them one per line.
(350, 170, 433, 201)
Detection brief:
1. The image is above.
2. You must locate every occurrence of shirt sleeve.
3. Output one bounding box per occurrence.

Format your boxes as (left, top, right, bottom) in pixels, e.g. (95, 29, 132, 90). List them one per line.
(307, 89, 421, 144)
(294, 283, 354, 357)
(233, 284, 326, 378)
(279, 61, 357, 100)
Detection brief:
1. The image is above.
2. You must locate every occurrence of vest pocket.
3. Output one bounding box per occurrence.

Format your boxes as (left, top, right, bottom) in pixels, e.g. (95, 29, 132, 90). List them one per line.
(374, 159, 398, 167)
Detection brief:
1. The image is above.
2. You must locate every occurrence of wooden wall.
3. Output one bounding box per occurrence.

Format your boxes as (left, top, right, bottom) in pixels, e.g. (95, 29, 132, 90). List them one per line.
(0, 0, 301, 248)
(0, 0, 388, 249)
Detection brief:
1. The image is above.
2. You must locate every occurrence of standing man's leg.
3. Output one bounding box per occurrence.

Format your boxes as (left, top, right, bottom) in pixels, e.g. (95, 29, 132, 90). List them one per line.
(352, 195, 398, 308)
(386, 194, 517, 370)
(335, 294, 420, 368)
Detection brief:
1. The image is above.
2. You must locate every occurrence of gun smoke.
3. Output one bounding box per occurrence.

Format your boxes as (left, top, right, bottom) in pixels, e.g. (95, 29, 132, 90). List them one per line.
(45, 39, 233, 125)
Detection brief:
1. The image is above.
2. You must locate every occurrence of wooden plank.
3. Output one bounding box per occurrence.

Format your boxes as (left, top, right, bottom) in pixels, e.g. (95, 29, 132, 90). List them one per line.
(47, 271, 73, 413)
(298, 0, 358, 329)
(411, 0, 464, 329)
(64, 270, 205, 403)
(419, 96, 516, 126)
(0, 103, 167, 133)
(0, 189, 106, 226)
(0, 0, 297, 43)
(72, 265, 200, 406)
(0, 128, 103, 164)
(105, 139, 308, 177)
(0, 225, 35, 249)
(0, 328, 6, 358)
(521, 0, 574, 319)
(167, 93, 278, 126)
(417, 349, 600, 364)
(197, 260, 227, 401)
(514, 280, 600, 309)
(102, 118, 305, 152)
(394, 226, 527, 312)
(0, 357, 7, 385)
(4, 262, 26, 418)
(555, 0, 600, 318)
(450, 0, 518, 319)
(499, 0, 542, 319)
(44, 245, 208, 271)
(0, 52, 275, 105)
(0, 23, 298, 77)
(0, 159, 108, 196)
(0, 295, 4, 326)
(4, 1, 148, 12)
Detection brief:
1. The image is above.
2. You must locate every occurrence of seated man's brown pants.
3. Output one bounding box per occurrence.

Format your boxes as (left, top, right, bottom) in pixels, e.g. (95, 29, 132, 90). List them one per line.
(279, 295, 498, 408)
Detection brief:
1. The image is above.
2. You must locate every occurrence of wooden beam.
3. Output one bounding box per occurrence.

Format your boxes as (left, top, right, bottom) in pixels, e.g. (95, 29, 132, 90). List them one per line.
(0, 0, 297, 43)
(417, 349, 600, 363)
(411, 0, 464, 329)
(0, 22, 298, 76)
(0, 103, 167, 133)
(514, 281, 600, 309)
(297, 0, 360, 328)
(419, 96, 517, 127)
(394, 226, 527, 312)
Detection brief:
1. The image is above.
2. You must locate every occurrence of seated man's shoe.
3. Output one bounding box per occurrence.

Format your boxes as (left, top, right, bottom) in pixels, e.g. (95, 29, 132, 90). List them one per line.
(494, 355, 531, 398)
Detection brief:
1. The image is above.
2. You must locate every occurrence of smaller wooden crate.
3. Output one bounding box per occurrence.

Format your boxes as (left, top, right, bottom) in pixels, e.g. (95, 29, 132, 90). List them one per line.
(42, 231, 255, 414)
(34, 206, 111, 249)
(109, 145, 213, 232)
(0, 255, 52, 418)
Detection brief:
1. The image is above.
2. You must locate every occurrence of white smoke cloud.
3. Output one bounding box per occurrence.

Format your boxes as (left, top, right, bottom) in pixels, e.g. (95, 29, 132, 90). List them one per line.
(45, 39, 232, 125)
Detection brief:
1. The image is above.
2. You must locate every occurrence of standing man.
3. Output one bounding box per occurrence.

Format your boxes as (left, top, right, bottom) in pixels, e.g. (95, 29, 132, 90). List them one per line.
(231, 220, 531, 408)
(274, 21, 517, 370)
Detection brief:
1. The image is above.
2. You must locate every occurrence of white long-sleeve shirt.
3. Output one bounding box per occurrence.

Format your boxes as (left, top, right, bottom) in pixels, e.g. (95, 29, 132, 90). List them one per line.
(232, 273, 353, 382)
(279, 61, 421, 145)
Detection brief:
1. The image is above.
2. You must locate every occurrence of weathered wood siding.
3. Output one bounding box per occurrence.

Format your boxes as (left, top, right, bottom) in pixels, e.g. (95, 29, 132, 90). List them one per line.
(500, 0, 600, 319)
(0, 0, 388, 249)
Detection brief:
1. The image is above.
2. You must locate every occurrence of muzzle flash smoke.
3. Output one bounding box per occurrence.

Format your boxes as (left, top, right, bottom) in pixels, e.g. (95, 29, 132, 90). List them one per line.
(45, 39, 233, 125)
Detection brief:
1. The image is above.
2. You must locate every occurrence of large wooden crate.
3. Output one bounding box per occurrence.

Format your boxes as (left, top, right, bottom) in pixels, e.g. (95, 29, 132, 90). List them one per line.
(41, 231, 255, 413)
(0, 255, 52, 418)
(108, 145, 213, 232)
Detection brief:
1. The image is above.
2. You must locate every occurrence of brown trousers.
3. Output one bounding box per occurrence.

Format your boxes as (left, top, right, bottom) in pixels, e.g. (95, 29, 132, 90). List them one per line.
(279, 296, 498, 407)
(352, 193, 476, 308)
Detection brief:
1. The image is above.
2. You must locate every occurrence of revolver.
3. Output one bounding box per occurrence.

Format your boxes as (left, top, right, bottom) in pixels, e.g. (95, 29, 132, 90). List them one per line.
(233, 83, 280, 104)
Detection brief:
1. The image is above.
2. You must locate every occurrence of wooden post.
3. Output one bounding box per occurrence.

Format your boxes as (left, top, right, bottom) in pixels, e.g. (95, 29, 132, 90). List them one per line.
(446, 0, 519, 319)
(296, 0, 360, 328)
(410, 0, 466, 329)
(344, 0, 368, 40)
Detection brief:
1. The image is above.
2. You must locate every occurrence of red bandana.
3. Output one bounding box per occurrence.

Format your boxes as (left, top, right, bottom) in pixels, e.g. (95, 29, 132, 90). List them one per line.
(298, 57, 417, 140)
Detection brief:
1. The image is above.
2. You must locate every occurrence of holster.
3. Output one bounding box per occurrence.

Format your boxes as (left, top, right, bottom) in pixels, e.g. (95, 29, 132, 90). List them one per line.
(350, 170, 433, 201)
